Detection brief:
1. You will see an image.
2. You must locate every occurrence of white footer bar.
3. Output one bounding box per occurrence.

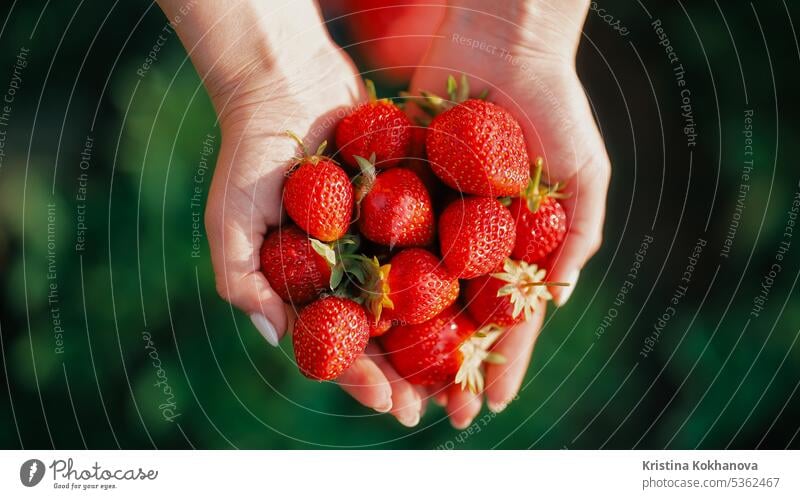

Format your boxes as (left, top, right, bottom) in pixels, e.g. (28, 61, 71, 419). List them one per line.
(1, 450, 798, 498)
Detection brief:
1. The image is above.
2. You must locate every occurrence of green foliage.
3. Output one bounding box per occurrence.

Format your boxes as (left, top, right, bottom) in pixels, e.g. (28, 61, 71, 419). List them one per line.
(0, 0, 798, 449)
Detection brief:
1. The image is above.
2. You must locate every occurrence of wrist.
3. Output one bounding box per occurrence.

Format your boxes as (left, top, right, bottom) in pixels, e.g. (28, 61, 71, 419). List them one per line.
(159, 0, 334, 101)
(441, 0, 589, 59)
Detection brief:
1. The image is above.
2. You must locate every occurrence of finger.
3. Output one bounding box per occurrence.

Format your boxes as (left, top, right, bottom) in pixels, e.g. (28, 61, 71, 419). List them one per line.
(336, 349, 393, 414)
(206, 210, 287, 343)
(535, 77, 610, 306)
(427, 382, 449, 407)
(484, 303, 546, 412)
(416, 386, 430, 414)
(446, 384, 482, 430)
(547, 159, 609, 305)
(205, 134, 293, 343)
(368, 345, 423, 427)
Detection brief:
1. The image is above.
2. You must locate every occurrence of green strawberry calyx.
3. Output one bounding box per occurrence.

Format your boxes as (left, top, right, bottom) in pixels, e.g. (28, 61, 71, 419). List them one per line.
(310, 238, 337, 267)
(492, 259, 569, 322)
(517, 157, 569, 213)
(285, 130, 336, 170)
(364, 78, 403, 109)
(365, 78, 378, 103)
(357, 255, 395, 324)
(455, 324, 506, 394)
(405, 74, 489, 121)
(312, 248, 394, 324)
(310, 234, 367, 291)
(353, 153, 378, 203)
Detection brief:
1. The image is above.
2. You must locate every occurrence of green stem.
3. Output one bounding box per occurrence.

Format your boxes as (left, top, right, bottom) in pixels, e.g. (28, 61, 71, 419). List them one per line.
(285, 130, 309, 157)
(365, 79, 377, 102)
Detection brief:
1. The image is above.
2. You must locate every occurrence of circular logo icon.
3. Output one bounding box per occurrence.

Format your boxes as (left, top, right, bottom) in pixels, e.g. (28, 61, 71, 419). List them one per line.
(20, 459, 45, 487)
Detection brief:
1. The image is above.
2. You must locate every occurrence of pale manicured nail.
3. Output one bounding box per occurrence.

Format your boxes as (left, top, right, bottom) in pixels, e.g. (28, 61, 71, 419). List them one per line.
(397, 411, 421, 427)
(250, 313, 279, 346)
(374, 399, 393, 413)
(452, 417, 473, 430)
(556, 270, 580, 306)
(488, 400, 509, 413)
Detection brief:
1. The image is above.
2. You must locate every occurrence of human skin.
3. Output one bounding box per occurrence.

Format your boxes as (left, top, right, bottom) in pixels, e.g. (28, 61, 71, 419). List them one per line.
(410, 0, 610, 426)
(156, 0, 609, 430)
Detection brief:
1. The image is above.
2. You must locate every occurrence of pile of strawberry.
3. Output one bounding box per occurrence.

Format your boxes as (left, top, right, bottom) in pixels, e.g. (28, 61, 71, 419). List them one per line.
(261, 76, 569, 395)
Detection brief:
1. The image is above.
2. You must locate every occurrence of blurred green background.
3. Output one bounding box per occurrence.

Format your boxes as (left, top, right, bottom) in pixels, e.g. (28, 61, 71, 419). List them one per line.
(0, 0, 798, 449)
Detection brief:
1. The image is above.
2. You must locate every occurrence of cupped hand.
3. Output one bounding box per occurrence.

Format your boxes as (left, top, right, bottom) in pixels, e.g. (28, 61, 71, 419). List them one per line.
(409, 0, 610, 419)
(165, 0, 607, 430)
(199, 23, 426, 427)
(204, 42, 360, 337)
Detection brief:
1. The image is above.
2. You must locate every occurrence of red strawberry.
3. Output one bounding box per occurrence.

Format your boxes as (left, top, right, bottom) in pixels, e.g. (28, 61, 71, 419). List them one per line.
(259, 226, 334, 305)
(402, 126, 450, 211)
(355, 158, 434, 248)
(336, 80, 412, 169)
(366, 311, 403, 337)
(362, 248, 459, 326)
(368, 316, 394, 337)
(464, 275, 520, 327)
(438, 196, 516, 279)
(292, 297, 369, 381)
(283, 132, 353, 242)
(335, 0, 446, 85)
(424, 78, 529, 196)
(382, 306, 504, 392)
(407, 126, 427, 162)
(464, 259, 559, 326)
(510, 157, 568, 265)
(510, 197, 566, 264)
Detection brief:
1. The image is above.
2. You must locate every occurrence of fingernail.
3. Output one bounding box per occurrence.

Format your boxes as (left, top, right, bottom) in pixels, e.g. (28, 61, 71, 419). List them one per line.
(488, 400, 509, 413)
(486, 400, 508, 414)
(556, 270, 580, 306)
(398, 411, 420, 427)
(250, 313, 279, 346)
(452, 417, 473, 430)
(374, 399, 393, 413)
